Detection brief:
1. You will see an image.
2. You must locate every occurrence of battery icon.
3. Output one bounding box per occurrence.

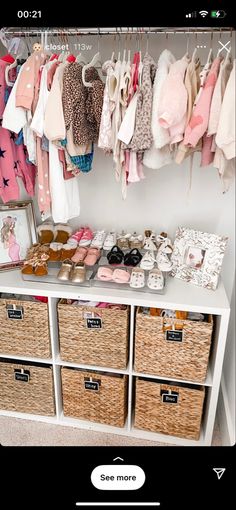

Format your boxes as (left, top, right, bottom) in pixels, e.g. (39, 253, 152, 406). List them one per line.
(211, 10, 227, 18)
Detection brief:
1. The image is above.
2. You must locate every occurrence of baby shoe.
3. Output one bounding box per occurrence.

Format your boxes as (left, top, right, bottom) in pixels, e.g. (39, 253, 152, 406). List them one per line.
(37, 223, 54, 244)
(90, 230, 106, 249)
(71, 247, 88, 263)
(140, 251, 155, 270)
(54, 224, 72, 244)
(79, 227, 93, 247)
(130, 267, 145, 288)
(57, 259, 73, 281)
(143, 237, 157, 251)
(124, 248, 142, 267)
(107, 245, 124, 264)
(70, 262, 86, 283)
(97, 266, 113, 281)
(156, 251, 173, 272)
(117, 231, 131, 249)
(21, 244, 41, 274)
(84, 248, 101, 266)
(60, 243, 77, 261)
(103, 231, 117, 251)
(68, 227, 85, 245)
(129, 232, 143, 249)
(156, 232, 173, 252)
(147, 268, 164, 290)
(49, 242, 63, 261)
(34, 256, 49, 277)
(112, 268, 130, 284)
(67, 239, 78, 248)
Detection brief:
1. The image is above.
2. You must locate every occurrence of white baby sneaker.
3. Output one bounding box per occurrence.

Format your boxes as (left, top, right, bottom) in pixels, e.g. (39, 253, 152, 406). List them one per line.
(143, 237, 157, 251)
(140, 251, 155, 270)
(156, 251, 173, 272)
(90, 230, 106, 249)
(103, 231, 117, 250)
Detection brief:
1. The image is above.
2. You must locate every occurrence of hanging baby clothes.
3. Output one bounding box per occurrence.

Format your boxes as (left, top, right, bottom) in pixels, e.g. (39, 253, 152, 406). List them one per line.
(0, 58, 36, 203)
(184, 57, 221, 147)
(158, 54, 190, 144)
(215, 59, 235, 191)
(44, 61, 67, 142)
(2, 63, 36, 164)
(31, 60, 81, 222)
(109, 57, 122, 180)
(175, 53, 201, 164)
(208, 54, 233, 190)
(143, 49, 175, 170)
(129, 53, 156, 152)
(184, 57, 221, 169)
(62, 63, 104, 145)
(98, 59, 115, 152)
(31, 61, 54, 213)
(207, 54, 232, 142)
(118, 52, 143, 191)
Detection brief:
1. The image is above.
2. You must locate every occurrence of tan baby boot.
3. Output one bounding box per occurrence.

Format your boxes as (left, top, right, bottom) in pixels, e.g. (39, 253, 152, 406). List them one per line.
(37, 223, 54, 244)
(54, 224, 72, 244)
(60, 243, 77, 261)
(48, 242, 63, 261)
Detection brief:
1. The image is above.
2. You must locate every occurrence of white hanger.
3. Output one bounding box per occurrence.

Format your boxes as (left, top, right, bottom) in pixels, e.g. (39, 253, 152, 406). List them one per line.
(76, 53, 87, 65)
(82, 52, 102, 87)
(58, 51, 65, 63)
(191, 47, 198, 62)
(206, 48, 213, 64)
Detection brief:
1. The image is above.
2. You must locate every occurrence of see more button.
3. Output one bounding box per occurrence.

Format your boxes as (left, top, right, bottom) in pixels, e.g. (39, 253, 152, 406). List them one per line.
(91, 465, 146, 490)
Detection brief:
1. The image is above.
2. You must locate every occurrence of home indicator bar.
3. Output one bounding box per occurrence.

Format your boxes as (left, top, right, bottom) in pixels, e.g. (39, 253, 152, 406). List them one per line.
(76, 503, 161, 507)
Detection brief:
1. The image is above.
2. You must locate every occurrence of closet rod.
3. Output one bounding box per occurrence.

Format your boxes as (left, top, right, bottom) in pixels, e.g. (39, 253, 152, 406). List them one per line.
(3, 28, 234, 37)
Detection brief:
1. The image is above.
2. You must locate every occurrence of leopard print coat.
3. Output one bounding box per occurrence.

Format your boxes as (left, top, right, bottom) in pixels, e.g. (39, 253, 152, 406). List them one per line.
(62, 63, 104, 145)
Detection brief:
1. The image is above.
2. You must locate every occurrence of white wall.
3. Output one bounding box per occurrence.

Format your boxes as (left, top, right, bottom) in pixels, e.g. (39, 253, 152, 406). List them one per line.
(0, 29, 235, 442)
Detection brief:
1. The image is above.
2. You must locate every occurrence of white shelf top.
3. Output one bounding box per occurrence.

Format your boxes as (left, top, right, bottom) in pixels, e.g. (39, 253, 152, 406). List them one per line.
(0, 269, 230, 314)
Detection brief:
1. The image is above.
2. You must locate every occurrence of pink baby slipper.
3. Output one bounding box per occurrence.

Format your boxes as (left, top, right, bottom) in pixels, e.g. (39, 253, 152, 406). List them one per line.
(71, 247, 88, 263)
(97, 266, 113, 281)
(84, 248, 101, 266)
(112, 268, 130, 283)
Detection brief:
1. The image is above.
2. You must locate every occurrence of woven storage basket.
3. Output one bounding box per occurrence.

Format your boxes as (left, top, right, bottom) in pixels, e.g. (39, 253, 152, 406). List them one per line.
(134, 378, 205, 440)
(0, 360, 55, 416)
(0, 298, 51, 358)
(134, 308, 213, 383)
(62, 367, 128, 427)
(58, 301, 129, 369)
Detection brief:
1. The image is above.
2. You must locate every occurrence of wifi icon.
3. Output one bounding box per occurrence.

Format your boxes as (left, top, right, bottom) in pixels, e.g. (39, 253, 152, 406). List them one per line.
(199, 10, 208, 17)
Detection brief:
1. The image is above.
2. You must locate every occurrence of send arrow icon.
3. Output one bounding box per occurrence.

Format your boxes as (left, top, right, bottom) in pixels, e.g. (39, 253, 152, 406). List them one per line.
(213, 468, 226, 480)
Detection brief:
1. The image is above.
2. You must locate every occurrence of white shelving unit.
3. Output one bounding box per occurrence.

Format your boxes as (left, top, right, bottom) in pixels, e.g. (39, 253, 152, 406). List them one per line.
(0, 269, 230, 446)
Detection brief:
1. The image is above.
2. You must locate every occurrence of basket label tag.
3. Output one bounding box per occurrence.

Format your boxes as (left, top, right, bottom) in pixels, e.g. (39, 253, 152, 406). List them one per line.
(14, 369, 30, 382)
(84, 381, 99, 391)
(162, 393, 179, 404)
(166, 330, 183, 342)
(7, 305, 23, 320)
(86, 318, 102, 329)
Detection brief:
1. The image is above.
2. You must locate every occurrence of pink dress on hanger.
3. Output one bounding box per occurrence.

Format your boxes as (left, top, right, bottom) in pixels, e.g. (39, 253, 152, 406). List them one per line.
(0, 59, 36, 203)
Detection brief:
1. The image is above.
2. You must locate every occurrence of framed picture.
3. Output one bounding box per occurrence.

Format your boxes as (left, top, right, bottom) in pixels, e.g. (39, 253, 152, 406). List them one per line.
(171, 227, 228, 290)
(0, 201, 37, 271)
